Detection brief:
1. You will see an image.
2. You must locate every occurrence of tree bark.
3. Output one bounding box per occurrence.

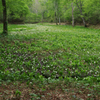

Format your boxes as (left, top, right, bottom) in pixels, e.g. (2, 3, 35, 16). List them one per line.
(59, 17, 61, 25)
(54, 0, 58, 25)
(81, 16, 87, 27)
(2, 0, 8, 34)
(71, 2, 74, 27)
(76, 0, 87, 27)
(55, 12, 58, 25)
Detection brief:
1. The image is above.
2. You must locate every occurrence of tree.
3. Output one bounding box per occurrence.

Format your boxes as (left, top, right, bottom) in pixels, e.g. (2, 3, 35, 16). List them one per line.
(2, 0, 8, 34)
(71, 2, 75, 27)
(51, 0, 61, 25)
(7, 0, 30, 23)
(84, 0, 100, 25)
(75, 0, 87, 27)
(54, 0, 58, 25)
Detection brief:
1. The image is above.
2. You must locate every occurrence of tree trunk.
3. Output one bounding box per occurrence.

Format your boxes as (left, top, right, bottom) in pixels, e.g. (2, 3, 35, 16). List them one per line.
(54, 0, 58, 25)
(59, 17, 61, 25)
(41, 12, 43, 23)
(55, 12, 58, 25)
(81, 16, 87, 27)
(71, 2, 74, 27)
(2, 0, 8, 34)
(76, 0, 87, 27)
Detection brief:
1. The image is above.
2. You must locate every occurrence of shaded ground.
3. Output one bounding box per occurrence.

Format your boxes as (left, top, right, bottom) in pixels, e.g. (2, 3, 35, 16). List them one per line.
(0, 82, 100, 100)
(45, 22, 100, 29)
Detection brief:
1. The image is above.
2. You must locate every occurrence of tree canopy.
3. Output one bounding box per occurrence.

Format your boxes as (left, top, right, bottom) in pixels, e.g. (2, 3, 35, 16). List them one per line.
(1, 0, 100, 27)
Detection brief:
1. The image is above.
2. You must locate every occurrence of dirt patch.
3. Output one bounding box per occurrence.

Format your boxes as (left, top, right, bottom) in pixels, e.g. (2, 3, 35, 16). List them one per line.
(0, 82, 100, 100)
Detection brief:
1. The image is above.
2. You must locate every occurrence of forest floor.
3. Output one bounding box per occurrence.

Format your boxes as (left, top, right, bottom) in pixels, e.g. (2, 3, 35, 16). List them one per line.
(1, 82, 99, 100)
(0, 23, 100, 100)
(47, 22, 100, 29)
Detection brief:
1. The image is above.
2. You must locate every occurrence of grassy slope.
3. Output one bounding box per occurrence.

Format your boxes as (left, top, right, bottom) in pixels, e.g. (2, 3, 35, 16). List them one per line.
(0, 23, 100, 99)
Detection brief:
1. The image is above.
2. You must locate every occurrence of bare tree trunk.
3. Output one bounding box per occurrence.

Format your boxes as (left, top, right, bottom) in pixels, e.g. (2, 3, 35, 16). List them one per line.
(81, 16, 87, 27)
(80, 10, 87, 27)
(41, 12, 43, 23)
(54, 0, 58, 25)
(76, 0, 87, 27)
(64, 18, 65, 23)
(55, 12, 58, 25)
(71, 2, 74, 27)
(59, 17, 61, 25)
(2, 0, 8, 34)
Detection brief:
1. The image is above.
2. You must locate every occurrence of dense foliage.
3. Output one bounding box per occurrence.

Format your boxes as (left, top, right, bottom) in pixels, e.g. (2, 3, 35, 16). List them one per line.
(0, 0, 100, 25)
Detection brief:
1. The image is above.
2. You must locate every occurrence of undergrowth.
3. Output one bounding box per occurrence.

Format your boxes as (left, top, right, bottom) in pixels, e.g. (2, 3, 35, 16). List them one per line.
(0, 23, 100, 99)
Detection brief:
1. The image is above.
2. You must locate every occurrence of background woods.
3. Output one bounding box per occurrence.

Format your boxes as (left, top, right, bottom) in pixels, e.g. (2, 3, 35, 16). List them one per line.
(0, 0, 100, 25)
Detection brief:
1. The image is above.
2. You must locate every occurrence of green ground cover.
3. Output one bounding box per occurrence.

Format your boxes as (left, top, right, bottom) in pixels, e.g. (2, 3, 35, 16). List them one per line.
(0, 23, 100, 99)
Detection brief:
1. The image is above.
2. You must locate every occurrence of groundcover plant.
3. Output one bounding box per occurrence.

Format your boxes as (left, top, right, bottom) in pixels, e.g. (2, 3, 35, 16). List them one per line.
(0, 23, 100, 100)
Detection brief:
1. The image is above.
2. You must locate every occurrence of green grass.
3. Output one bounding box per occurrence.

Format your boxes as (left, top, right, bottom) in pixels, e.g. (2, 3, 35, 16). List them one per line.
(0, 23, 100, 99)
